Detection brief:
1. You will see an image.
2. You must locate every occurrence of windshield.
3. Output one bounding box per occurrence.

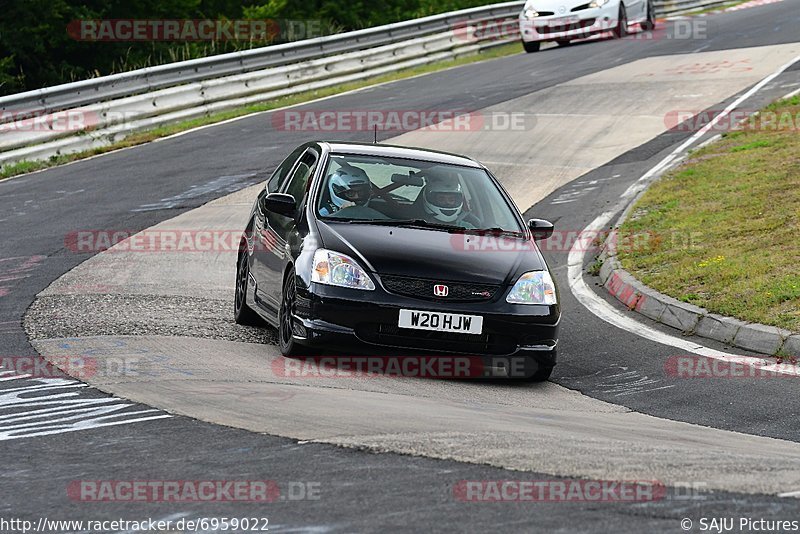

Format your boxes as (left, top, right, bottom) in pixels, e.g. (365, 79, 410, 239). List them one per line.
(316, 153, 522, 233)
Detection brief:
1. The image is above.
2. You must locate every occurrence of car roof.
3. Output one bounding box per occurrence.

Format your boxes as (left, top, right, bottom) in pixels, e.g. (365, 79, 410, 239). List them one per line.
(320, 141, 484, 169)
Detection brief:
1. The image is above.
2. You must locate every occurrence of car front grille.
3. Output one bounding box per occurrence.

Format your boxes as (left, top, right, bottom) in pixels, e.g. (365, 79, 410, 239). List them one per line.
(356, 323, 516, 355)
(380, 275, 500, 303)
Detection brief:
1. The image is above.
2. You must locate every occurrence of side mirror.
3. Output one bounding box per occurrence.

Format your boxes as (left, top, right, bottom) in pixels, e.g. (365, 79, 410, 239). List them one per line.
(261, 193, 297, 217)
(528, 218, 554, 241)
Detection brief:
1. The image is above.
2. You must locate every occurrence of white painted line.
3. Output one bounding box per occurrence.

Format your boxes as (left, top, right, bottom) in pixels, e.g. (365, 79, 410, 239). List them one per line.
(0, 399, 122, 422)
(0, 377, 172, 441)
(567, 53, 800, 376)
(0, 413, 171, 441)
(778, 490, 800, 498)
(782, 87, 800, 99)
(0, 374, 32, 381)
(567, 214, 799, 375)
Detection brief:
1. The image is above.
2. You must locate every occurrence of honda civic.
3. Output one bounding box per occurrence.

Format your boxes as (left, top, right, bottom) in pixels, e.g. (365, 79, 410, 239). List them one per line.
(235, 141, 560, 381)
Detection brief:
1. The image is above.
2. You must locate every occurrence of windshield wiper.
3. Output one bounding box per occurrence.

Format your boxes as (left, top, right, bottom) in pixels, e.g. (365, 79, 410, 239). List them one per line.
(326, 218, 463, 230)
(457, 227, 523, 237)
(326, 218, 522, 236)
(357, 219, 465, 231)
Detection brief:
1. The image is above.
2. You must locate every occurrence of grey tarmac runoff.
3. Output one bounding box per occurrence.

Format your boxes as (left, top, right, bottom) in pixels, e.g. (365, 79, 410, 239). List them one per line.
(4, 1, 800, 530)
(25, 41, 800, 494)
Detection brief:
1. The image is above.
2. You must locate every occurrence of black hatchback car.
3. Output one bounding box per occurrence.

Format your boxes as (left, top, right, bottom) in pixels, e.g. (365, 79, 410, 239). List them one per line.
(235, 141, 560, 381)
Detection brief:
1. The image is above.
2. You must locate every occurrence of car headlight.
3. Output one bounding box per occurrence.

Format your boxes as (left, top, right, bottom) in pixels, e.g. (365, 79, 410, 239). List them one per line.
(589, 0, 610, 7)
(312, 249, 375, 291)
(522, 7, 539, 18)
(506, 271, 557, 305)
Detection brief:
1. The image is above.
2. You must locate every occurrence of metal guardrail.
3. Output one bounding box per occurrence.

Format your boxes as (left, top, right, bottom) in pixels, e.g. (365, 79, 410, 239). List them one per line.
(0, 0, 733, 168)
(0, 2, 525, 168)
(0, 31, 515, 150)
(654, 0, 732, 16)
(0, 2, 525, 121)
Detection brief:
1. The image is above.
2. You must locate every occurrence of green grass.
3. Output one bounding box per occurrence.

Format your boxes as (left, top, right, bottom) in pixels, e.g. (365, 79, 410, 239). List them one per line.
(587, 257, 604, 277)
(729, 139, 774, 152)
(0, 42, 522, 181)
(617, 96, 800, 332)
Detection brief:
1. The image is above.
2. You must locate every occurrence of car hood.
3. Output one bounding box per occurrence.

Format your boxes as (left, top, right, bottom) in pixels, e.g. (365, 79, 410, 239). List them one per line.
(317, 221, 545, 286)
(524, 0, 589, 13)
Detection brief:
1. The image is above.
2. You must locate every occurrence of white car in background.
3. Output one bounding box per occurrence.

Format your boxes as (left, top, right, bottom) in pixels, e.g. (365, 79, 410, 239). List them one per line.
(518, 0, 656, 52)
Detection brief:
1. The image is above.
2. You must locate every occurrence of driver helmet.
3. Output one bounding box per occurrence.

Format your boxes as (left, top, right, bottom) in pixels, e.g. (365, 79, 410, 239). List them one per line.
(423, 173, 464, 223)
(329, 165, 372, 208)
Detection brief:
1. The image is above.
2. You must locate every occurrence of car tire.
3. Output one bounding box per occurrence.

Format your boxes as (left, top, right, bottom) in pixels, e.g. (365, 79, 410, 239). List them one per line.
(556, 39, 572, 46)
(520, 349, 556, 382)
(278, 268, 308, 357)
(612, 4, 628, 38)
(234, 245, 262, 326)
(523, 40, 541, 53)
(527, 365, 554, 382)
(641, 0, 656, 31)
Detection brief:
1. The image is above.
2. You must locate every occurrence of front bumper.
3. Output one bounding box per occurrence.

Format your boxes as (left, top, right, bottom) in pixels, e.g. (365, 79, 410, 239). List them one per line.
(292, 280, 560, 376)
(519, 3, 619, 42)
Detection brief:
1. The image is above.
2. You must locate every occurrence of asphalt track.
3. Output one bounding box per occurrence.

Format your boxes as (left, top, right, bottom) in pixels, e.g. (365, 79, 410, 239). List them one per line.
(22, 40, 800, 494)
(2, 1, 800, 531)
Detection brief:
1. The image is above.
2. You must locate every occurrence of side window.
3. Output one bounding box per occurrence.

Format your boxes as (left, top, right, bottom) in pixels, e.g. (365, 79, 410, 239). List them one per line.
(283, 150, 318, 205)
(267, 146, 306, 193)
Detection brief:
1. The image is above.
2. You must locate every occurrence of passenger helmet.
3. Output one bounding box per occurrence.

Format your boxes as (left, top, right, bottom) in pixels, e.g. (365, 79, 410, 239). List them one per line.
(423, 174, 464, 223)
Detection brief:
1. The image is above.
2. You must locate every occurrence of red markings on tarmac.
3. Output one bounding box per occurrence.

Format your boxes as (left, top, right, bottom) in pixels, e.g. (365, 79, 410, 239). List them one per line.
(0, 256, 46, 299)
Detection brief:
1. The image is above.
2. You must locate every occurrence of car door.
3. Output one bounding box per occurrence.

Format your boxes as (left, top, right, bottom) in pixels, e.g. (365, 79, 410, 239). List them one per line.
(254, 147, 320, 309)
(251, 145, 306, 312)
(625, 0, 646, 20)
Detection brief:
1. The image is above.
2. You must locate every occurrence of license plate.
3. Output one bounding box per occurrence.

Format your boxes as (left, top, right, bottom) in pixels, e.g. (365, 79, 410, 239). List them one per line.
(398, 310, 483, 335)
(549, 15, 579, 26)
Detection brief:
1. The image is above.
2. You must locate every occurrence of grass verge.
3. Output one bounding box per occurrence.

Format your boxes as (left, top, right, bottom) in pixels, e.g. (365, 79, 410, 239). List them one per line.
(0, 42, 522, 181)
(681, 0, 752, 16)
(617, 95, 800, 332)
